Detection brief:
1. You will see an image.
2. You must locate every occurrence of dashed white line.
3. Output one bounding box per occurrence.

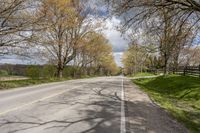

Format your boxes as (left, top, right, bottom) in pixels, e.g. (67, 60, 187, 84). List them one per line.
(121, 77, 126, 133)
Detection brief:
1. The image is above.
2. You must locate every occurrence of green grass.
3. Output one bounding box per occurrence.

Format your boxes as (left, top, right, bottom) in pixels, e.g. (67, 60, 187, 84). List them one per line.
(0, 75, 98, 90)
(134, 75, 200, 133)
(129, 72, 156, 77)
(0, 77, 74, 90)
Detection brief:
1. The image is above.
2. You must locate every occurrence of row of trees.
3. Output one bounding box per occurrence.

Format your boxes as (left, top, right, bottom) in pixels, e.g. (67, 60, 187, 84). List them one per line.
(106, 0, 200, 75)
(0, 0, 119, 78)
(122, 43, 151, 75)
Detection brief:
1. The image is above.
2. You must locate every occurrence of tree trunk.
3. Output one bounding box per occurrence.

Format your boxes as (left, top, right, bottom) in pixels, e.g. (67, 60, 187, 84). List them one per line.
(56, 41, 63, 78)
(56, 68, 63, 78)
(56, 61, 64, 78)
(163, 54, 169, 75)
(173, 54, 179, 74)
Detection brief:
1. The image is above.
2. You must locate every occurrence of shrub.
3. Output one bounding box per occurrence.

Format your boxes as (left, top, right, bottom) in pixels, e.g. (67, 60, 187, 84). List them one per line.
(0, 70, 9, 77)
(42, 65, 56, 78)
(63, 66, 74, 78)
(26, 65, 41, 79)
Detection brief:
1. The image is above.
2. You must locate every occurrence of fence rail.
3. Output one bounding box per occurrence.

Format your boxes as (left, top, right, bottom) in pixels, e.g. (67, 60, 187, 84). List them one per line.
(183, 65, 200, 77)
(148, 65, 200, 77)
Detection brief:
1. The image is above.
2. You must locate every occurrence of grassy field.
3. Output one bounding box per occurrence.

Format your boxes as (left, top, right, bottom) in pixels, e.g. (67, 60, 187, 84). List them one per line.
(0, 78, 73, 90)
(0, 75, 98, 90)
(128, 72, 156, 77)
(134, 75, 200, 133)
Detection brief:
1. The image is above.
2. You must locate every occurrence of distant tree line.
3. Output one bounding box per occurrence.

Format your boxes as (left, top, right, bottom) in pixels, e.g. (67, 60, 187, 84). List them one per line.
(0, 64, 120, 79)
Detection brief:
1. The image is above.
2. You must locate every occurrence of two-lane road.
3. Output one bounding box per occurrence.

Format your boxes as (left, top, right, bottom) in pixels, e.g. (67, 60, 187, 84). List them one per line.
(0, 77, 124, 133)
(0, 77, 188, 133)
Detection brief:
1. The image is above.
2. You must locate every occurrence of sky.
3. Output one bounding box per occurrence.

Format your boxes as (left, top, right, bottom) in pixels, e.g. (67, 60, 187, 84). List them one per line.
(103, 17, 129, 66)
(0, 1, 129, 66)
(0, 17, 129, 66)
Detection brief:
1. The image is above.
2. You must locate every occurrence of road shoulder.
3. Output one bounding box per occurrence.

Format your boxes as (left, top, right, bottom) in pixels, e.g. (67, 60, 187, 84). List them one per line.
(123, 78, 188, 133)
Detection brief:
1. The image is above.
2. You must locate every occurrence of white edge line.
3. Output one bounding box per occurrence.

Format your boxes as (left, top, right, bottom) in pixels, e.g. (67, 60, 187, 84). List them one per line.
(121, 76, 126, 133)
(0, 87, 79, 116)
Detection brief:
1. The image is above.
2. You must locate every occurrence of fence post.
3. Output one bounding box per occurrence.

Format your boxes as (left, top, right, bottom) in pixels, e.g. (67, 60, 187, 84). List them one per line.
(199, 65, 200, 78)
(184, 66, 186, 76)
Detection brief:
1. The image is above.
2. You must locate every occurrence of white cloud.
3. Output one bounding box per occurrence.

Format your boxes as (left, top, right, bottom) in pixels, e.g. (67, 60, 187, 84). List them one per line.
(102, 17, 129, 66)
(0, 17, 128, 67)
(103, 17, 129, 52)
(113, 52, 124, 67)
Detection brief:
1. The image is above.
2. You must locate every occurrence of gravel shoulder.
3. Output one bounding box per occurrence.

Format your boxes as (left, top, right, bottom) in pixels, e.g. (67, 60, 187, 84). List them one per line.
(123, 78, 188, 133)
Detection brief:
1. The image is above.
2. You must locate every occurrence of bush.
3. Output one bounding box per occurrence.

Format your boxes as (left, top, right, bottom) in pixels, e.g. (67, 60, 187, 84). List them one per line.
(0, 70, 9, 77)
(63, 66, 79, 78)
(42, 65, 56, 78)
(26, 66, 41, 79)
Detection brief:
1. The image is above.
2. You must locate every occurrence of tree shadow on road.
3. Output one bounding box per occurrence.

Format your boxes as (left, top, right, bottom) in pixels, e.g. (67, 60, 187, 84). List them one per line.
(0, 81, 122, 133)
(0, 80, 188, 133)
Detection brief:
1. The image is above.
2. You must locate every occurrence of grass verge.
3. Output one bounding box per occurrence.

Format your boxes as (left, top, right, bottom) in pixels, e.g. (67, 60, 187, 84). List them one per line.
(133, 75, 200, 133)
(0, 75, 98, 90)
(0, 78, 73, 90)
(128, 72, 156, 77)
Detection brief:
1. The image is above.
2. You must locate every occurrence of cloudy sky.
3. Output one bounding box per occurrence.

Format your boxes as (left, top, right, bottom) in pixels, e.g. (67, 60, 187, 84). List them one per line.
(103, 17, 129, 66)
(0, 1, 130, 66)
(0, 17, 129, 66)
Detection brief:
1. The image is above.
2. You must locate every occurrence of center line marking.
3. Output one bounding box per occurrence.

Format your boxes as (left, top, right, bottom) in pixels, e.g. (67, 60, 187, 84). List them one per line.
(121, 76, 126, 133)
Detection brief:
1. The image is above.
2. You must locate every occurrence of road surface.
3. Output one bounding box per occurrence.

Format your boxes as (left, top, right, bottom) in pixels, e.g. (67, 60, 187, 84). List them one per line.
(0, 77, 188, 133)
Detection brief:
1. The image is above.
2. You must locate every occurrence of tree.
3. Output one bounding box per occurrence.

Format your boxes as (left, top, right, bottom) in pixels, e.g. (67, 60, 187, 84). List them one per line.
(122, 43, 150, 75)
(107, 0, 200, 30)
(74, 32, 118, 76)
(100, 54, 119, 75)
(106, 0, 199, 74)
(0, 0, 39, 56)
(179, 46, 200, 66)
(32, 0, 97, 78)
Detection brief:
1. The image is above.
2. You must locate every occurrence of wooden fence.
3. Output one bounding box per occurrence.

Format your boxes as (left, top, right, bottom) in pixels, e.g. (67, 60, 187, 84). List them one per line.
(182, 65, 200, 77)
(148, 65, 200, 77)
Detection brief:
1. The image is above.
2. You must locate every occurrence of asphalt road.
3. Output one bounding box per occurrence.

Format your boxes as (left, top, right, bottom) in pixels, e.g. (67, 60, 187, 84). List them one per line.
(0, 77, 188, 133)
